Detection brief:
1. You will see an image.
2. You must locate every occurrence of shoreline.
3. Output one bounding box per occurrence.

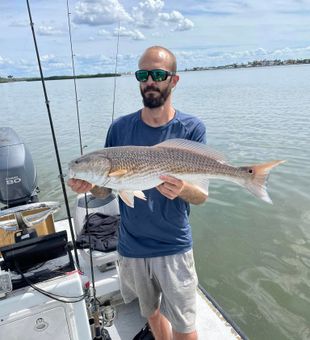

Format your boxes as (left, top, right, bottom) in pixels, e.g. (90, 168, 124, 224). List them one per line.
(1, 59, 309, 84)
(0, 73, 120, 84)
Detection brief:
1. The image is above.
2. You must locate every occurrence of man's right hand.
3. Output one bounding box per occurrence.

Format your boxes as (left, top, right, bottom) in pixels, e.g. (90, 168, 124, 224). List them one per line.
(67, 178, 92, 193)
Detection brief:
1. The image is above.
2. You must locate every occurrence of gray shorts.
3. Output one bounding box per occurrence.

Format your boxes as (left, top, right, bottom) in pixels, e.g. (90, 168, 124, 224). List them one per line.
(117, 250, 198, 333)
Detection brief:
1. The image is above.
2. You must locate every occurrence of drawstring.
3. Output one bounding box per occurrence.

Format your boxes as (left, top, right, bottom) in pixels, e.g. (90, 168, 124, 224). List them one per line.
(145, 258, 153, 279)
(149, 259, 153, 279)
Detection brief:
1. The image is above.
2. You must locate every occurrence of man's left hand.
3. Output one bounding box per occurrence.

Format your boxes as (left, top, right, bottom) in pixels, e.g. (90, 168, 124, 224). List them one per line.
(156, 175, 208, 205)
(156, 175, 185, 200)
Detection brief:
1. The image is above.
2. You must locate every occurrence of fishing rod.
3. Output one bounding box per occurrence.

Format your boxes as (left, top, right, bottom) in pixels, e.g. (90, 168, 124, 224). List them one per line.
(66, 0, 84, 156)
(66, 2, 116, 339)
(65, 2, 121, 337)
(65, 1, 100, 338)
(25, 0, 80, 269)
(111, 20, 121, 123)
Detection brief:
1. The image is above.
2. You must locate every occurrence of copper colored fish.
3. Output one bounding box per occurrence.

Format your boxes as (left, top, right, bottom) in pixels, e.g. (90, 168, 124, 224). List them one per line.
(68, 139, 285, 207)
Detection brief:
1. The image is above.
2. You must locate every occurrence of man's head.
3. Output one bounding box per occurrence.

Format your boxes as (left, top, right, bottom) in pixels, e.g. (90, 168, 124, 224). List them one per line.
(136, 46, 179, 109)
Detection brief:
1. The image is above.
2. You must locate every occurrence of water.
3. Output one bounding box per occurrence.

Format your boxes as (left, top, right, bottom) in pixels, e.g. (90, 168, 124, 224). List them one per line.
(1, 65, 310, 340)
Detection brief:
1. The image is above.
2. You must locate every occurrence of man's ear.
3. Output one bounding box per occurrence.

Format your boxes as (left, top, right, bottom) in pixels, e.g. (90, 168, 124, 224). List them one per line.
(171, 74, 179, 88)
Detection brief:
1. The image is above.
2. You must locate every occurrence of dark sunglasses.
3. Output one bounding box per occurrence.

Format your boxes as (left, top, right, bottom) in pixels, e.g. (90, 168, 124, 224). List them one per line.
(135, 69, 176, 82)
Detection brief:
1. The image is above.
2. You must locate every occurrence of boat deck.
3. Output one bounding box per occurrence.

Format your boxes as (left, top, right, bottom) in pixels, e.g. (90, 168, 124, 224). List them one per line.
(56, 219, 242, 339)
(106, 290, 242, 339)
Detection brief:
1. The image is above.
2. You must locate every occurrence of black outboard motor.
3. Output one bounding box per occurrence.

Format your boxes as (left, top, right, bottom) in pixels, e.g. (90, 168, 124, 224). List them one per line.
(0, 127, 38, 208)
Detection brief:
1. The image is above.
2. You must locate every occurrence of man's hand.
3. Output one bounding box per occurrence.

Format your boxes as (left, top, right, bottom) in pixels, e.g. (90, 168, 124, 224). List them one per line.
(157, 175, 208, 205)
(157, 175, 185, 200)
(67, 178, 92, 193)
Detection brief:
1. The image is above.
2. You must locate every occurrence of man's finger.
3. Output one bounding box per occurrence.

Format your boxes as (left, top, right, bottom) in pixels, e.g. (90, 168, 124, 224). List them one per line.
(159, 175, 180, 184)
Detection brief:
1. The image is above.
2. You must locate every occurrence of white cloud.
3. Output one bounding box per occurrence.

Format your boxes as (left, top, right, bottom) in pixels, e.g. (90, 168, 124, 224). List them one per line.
(98, 28, 110, 36)
(0, 56, 13, 65)
(2, 0, 310, 77)
(138, 0, 164, 12)
(40, 54, 57, 62)
(131, 30, 146, 40)
(113, 26, 145, 40)
(132, 0, 164, 28)
(73, 0, 132, 26)
(172, 18, 194, 31)
(9, 20, 28, 28)
(159, 11, 194, 31)
(73, 53, 137, 73)
(37, 25, 64, 36)
(175, 45, 310, 69)
(132, 4, 194, 32)
(159, 10, 184, 22)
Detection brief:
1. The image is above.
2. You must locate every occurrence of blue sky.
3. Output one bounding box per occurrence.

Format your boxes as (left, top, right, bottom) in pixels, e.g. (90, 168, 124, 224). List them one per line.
(1, 0, 310, 77)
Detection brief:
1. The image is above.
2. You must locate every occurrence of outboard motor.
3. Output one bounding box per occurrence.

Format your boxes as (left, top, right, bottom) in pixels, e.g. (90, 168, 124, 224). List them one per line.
(0, 127, 38, 208)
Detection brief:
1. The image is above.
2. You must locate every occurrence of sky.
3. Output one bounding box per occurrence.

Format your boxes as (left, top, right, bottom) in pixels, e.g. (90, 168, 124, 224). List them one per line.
(1, 0, 310, 77)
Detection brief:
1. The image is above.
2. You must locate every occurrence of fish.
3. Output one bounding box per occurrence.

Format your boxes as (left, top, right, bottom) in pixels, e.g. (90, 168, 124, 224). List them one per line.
(0, 201, 60, 230)
(68, 139, 285, 208)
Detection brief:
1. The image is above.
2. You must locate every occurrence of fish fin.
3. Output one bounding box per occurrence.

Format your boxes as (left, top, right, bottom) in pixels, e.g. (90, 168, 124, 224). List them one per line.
(244, 160, 286, 204)
(119, 191, 135, 208)
(154, 139, 227, 163)
(109, 169, 128, 177)
(133, 191, 147, 201)
(192, 179, 209, 196)
(119, 190, 147, 208)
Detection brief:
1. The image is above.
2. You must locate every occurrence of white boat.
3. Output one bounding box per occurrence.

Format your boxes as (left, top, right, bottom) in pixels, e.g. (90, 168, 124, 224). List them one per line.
(0, 130, 247, 340)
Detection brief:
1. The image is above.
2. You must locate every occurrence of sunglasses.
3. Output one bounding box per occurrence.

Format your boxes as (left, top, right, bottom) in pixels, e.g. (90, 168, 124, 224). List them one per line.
(135, 69, 176, 82)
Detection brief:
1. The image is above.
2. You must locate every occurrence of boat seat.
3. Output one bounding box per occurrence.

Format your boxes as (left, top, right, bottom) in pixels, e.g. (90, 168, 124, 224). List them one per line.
(73, 193, 120, 272)
(78, 248, 118, 272)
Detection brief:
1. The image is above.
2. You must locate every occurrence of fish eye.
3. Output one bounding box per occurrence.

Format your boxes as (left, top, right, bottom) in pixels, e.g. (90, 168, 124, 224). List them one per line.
(248, 169, 253, 174)
(75, 160, 79, 164)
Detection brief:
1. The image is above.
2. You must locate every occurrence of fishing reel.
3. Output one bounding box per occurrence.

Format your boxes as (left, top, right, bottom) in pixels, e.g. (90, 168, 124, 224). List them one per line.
(87, 297, 116, 340)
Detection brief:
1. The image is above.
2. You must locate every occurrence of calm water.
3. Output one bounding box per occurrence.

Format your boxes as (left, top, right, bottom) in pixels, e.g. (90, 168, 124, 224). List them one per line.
(1, 65, 309, 340)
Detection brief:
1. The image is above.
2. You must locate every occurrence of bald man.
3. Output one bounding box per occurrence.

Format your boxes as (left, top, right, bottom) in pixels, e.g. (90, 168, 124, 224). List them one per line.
(68, 46, 208, 340)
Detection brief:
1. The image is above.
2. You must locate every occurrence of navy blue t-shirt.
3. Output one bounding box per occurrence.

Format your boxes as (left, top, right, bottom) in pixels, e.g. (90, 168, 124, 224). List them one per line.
(105, 109, 206, 258)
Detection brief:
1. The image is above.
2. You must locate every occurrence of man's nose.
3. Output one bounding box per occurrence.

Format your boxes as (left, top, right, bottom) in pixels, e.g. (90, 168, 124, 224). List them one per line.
(145, 75, 155, 85)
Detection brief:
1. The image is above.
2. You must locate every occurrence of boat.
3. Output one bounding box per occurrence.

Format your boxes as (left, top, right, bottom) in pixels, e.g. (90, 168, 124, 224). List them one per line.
(0, 127, 247, 339)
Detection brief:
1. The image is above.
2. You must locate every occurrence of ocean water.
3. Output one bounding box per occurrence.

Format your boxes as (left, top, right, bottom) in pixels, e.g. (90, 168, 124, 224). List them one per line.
(0, 65, 309, 339)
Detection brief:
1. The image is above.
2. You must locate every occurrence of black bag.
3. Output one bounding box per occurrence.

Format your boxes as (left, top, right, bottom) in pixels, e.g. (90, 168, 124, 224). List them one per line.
(76, 213, 120, 252)
(132, 323, 155, 340)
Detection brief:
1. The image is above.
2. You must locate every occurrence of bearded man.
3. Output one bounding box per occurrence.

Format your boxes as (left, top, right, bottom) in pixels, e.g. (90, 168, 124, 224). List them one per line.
(68, 46, 208, 340)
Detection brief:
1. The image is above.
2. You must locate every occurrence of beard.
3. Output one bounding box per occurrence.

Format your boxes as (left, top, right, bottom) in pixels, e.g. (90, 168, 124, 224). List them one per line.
(140, 84, 172, 108)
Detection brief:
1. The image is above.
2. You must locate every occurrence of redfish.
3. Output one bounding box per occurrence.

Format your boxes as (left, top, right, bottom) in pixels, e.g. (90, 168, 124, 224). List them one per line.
(68, 139, 285, 207)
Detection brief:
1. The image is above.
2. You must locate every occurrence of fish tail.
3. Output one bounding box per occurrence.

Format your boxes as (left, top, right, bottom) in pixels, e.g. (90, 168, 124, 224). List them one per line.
(244, 160, 285, 204)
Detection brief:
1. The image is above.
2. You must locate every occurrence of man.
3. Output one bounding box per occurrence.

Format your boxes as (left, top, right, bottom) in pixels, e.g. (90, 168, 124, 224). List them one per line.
(68, 46, 208, 340)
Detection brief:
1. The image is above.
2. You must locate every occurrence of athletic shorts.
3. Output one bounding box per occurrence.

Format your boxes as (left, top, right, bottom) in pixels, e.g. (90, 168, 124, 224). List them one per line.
(117, 250, 198, 333)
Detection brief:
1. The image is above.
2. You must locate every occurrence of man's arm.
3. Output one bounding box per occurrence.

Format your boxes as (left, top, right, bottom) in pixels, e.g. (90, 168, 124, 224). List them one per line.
(157, 175, 208, 205)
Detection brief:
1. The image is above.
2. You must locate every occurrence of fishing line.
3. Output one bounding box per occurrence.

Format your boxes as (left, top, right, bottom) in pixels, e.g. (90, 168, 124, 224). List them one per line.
(66, 0, 84, 156)
(5, 146, 9, 208)
(111, 20, 121, 123)
(26, 0, 80, 269)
